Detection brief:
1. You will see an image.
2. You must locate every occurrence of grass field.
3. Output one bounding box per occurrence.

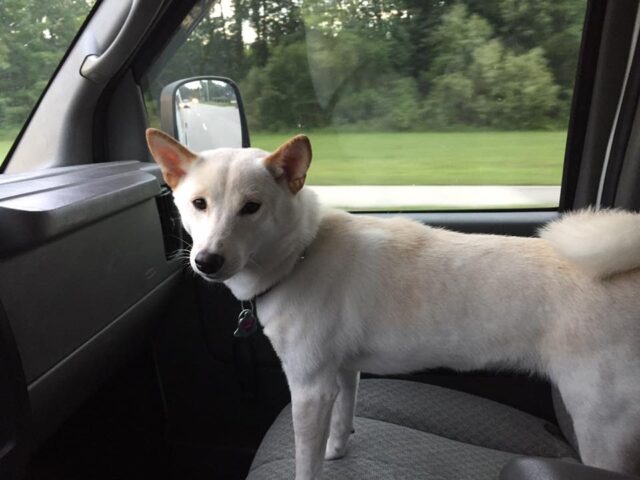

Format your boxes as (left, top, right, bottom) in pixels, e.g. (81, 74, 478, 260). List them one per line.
(251, 131, 566, 185)
(0, 140, 13, 160)
(0, 127, 18, 165)
(0, 130, 566, 186)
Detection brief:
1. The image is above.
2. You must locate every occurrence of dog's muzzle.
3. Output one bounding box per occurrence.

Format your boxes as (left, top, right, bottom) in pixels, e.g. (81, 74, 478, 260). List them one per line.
(195, 250, 225, 275)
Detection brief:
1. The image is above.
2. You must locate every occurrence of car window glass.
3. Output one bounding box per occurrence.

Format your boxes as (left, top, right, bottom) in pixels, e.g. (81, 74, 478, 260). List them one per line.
(0, 0, 97, 168)
(142, 0, 586, 211)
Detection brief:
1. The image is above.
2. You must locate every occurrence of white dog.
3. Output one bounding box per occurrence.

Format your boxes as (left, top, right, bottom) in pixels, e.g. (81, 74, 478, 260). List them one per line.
(146, 129, 640, 479)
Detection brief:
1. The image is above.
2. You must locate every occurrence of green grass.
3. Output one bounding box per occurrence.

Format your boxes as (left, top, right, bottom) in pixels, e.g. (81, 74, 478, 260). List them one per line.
(0, 130, 566, 186)
(251, 131, 566, 185)
(0, 128, 18, 164)
(0, 140, 12, 159)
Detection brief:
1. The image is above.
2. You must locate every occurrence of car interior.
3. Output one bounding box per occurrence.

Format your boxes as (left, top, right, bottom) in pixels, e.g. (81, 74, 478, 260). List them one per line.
(1, 0, 640, 479)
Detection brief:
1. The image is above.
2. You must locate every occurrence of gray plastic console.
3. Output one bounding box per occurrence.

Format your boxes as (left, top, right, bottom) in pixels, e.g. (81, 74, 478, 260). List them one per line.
(0, 161, 182, 446)
(0, 161, 162, 255)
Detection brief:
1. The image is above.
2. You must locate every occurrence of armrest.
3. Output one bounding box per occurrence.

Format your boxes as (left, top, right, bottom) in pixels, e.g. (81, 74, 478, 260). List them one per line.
(500, 458, 639, 480)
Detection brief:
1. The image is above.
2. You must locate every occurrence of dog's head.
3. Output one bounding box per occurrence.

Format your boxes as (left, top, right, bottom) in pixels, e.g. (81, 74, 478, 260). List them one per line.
(146, 128, 312, 283)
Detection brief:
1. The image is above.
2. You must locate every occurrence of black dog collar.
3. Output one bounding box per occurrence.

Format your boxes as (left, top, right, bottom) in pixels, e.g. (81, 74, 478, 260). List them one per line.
(233, 250, 306, 338)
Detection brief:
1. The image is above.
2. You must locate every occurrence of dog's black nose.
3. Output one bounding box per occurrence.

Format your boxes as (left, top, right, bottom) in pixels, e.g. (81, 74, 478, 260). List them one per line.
(195, 251, 225, 274)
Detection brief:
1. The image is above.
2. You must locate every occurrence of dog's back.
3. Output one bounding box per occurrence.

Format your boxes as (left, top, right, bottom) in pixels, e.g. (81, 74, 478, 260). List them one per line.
(288, 207, 640, 473)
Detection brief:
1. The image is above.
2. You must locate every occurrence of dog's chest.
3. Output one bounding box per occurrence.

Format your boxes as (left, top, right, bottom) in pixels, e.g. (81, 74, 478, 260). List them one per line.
(256, 297, 299, 356)
(257, 293, 337, 364)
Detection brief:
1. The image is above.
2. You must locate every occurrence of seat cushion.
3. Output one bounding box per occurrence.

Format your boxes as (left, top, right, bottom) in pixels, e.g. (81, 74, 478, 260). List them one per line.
(247, 379, 577, 479)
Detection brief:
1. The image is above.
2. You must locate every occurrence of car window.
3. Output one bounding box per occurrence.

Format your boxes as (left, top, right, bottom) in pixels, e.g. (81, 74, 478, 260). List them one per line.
(142, 0, 586, 211)
(0, 0, 97, 168)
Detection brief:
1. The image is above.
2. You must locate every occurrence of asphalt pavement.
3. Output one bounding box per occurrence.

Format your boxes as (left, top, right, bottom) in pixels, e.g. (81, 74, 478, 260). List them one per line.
(179, 103, 242, 151)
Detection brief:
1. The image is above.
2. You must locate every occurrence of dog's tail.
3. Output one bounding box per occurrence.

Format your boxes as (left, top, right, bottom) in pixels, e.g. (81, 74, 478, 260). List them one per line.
(540, 209, 640, 278)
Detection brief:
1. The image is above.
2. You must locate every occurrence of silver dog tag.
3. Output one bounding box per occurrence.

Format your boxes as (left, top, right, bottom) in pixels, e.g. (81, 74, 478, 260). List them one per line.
(234, 308, 258, 338)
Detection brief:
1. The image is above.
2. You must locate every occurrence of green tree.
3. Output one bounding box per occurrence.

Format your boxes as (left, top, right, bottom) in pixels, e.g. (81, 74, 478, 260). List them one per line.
(423, 4, 494, 81)
(0, 0, 586, 135)
(305, 30, 393, 108)
(246, 0, 304, 66)
(471, 42, 560, 128)
(0, 0, 94, 128)
(464, 0, 584, 101)
(242, 42, 328, 131)
(333, 76, 421, 130)
(422, 4, 560, 130)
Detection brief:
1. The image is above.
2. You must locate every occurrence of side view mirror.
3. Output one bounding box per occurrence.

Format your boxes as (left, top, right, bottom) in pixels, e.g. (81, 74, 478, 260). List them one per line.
(159, 76, 250, 150)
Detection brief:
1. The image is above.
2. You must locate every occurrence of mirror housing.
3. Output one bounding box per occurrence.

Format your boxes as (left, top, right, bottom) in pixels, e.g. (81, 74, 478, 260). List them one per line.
(159, 76, 250, 150)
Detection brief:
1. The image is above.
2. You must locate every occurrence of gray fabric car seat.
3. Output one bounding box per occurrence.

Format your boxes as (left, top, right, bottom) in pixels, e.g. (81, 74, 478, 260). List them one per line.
(247, 379, 577, 479)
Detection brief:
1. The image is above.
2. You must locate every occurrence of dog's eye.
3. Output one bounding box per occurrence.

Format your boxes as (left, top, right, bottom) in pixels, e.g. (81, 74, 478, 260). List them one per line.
(240, 202, 261, 215)
(192, 198, 207, 211)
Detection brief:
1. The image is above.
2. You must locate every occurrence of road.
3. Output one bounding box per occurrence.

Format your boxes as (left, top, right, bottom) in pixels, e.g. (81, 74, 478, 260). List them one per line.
(308, 185, 560, 209)
(178, 103, 242, 151)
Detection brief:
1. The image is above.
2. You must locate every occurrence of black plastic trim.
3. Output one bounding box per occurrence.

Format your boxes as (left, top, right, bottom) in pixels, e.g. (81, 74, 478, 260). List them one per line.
(155, 185, 185, 259)
(132, 0, 205, 80)
(601, 15, 640, 207)
(559, 0, 607, 211)
(571, 1, 639, 209)
(0, 161, 160, 256)
(0, 300, 31, 480)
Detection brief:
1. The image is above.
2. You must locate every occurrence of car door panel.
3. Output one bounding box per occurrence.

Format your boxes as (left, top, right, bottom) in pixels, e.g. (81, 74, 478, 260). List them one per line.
(0, 161, 181, 446)
(0, 301, 30, 480)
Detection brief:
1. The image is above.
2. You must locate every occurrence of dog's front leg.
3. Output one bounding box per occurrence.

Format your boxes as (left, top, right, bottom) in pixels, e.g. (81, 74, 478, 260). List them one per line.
(326, 369, 359, 460)
(290, 374, 338, 480)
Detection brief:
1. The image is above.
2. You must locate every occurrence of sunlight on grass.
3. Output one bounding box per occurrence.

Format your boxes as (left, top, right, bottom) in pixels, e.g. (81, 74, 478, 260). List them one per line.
(0, 140, 13, 160)
(0, 130, 566, 190)
(0, 128, 18, 165)
(251, 131, 566, 186)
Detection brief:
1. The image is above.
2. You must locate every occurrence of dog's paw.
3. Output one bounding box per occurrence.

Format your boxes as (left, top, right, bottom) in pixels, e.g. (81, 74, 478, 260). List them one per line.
(325, 437, 349, 460)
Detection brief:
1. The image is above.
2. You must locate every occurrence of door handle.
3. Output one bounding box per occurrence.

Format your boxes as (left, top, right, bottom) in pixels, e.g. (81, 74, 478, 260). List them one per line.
(80, 0, 161, 83)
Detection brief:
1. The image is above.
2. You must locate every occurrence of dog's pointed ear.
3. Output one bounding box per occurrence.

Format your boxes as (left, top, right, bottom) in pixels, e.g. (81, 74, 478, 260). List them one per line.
(263, 135, 312, 194)
(145, 128, 197, 189)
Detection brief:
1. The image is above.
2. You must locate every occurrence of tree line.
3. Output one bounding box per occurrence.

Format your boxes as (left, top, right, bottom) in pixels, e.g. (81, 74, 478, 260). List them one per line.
(0, 0, 94, 131)
(159, 0, 585, 132)
(0, 0, 585, 134)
